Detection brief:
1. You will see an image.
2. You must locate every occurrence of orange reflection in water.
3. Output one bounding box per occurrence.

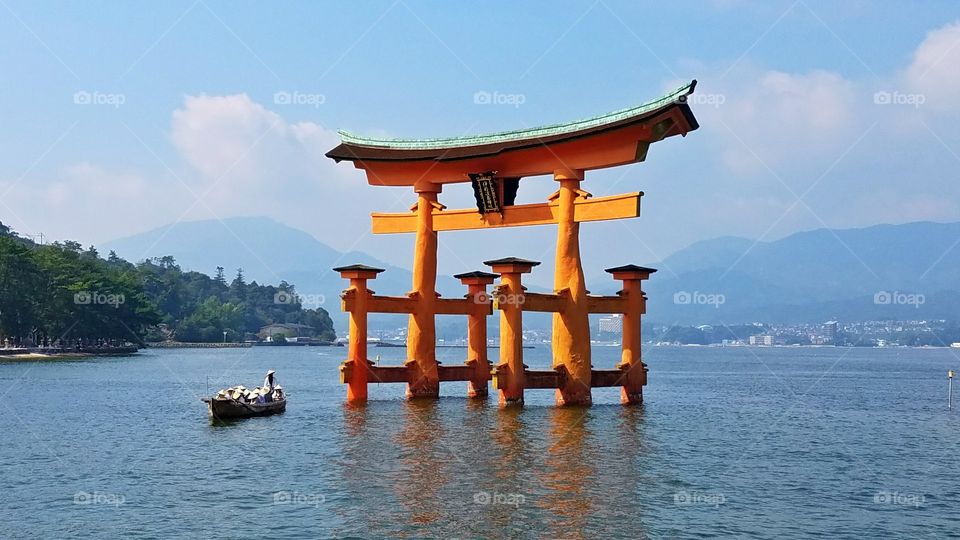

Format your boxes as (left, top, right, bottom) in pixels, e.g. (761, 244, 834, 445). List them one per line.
(392, 399, 451, 526)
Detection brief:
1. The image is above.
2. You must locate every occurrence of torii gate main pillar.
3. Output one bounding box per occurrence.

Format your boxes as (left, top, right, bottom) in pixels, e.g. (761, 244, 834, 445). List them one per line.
(552, 169, 592, 405)
(406, 183, 441, 398)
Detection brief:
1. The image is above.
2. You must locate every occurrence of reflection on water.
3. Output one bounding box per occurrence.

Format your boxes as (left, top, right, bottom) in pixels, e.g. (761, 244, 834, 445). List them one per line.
(393, 400, 450, 526)
(541, 407, 596, 539)
(6, 347, 955, 538)
(335, 397, 650, 538)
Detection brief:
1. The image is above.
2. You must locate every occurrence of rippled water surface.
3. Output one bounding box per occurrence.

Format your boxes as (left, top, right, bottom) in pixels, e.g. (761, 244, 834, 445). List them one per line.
(2, 345, 959, 538)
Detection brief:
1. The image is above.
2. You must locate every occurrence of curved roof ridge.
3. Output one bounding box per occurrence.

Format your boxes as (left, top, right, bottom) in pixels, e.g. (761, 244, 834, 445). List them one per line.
(339, 80, 696, 150)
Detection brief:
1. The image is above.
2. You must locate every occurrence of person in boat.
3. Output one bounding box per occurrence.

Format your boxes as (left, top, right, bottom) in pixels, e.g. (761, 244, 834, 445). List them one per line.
(263, 370, 278, 391)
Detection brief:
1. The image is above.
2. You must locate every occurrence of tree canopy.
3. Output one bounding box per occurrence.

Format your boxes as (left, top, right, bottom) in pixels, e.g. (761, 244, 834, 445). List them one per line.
(0, 222, 335, 345)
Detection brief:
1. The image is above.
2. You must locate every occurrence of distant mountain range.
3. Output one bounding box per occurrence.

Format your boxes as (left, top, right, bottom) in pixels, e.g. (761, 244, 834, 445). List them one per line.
(104, 217, 960, 329)
(101, 216, 458, 330)
(632, 221, 960, 324)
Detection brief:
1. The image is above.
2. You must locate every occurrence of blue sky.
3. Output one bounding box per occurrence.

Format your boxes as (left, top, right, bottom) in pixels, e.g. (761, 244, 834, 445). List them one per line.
(1, 1, 959, 283)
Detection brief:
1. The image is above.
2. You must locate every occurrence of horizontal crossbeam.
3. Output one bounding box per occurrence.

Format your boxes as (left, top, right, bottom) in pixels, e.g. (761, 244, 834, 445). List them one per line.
(341, 293, 416, 314)
(591, 369, 629, 387)
(490, 365, 645, 390)
(515, 291, 566, 313)
(436, 297, 490, 315)
(342, 294, 490, 316)
(489, 291, 627, 314)
(341, 362, 485, 384)
(371, 191, 642, 234)
(587, 295, 627, 313)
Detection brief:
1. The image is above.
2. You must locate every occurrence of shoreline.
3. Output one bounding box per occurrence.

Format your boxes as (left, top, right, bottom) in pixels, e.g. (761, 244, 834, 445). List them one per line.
(0, 352, 95, 360)
(147, 342, 253, 349)
(0, 345, 139, 361)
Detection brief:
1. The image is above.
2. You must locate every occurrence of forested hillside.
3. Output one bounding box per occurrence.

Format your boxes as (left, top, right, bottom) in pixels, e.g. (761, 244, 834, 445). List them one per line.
(0, 222, 335, 345)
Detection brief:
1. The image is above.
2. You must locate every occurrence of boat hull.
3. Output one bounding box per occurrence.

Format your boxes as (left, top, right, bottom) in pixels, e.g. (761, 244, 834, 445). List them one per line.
(202, 397, 286, 420)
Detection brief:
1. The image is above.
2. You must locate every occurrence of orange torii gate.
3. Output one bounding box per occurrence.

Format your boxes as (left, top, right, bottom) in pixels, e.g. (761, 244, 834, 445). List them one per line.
(327, 80, 700, 406)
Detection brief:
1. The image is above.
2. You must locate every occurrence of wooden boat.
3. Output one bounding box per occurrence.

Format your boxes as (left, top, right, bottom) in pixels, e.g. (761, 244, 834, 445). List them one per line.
(201, 393, 286, 420)
(203, 373, 286, 420)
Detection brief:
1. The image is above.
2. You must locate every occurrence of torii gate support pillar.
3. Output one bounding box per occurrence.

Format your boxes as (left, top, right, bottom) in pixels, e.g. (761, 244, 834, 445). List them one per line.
(553, 169, 592, 406)
(455, 271, 498, 397)
(606, 265, 656, 405)
(486, 258, 538, 406)
(335, 264, 385, 403)
(406, 183, 442, 399)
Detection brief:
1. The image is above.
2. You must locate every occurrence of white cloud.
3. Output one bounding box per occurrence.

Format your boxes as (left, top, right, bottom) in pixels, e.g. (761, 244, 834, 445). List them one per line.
(904, 21, 960, 111)
(701, 69, 860, 175)
(171, 94, 344, 187)
(168, 93, 412, 258)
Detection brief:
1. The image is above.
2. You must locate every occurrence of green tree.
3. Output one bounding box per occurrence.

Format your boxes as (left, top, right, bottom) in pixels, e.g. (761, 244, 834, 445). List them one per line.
(0, 237, 43, 340)
(0, 223, 336, 345)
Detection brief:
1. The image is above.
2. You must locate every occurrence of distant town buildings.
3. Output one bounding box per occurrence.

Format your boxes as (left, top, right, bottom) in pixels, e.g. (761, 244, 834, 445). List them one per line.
(823, 321, 838, 344)
(356, 318, 960, 348)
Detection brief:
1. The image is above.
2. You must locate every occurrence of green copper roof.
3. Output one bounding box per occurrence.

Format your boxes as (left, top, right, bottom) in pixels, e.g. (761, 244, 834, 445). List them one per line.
(338, 80, 696, 150)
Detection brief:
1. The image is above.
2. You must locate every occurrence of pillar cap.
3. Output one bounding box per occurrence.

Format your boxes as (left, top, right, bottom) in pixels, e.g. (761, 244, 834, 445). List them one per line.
(333, 263, 385, 279)
(554, 168, 584, 181)
(605, 264, 657, 280)
(453, 270, 499, 285)
(484, 257, 540, 274)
